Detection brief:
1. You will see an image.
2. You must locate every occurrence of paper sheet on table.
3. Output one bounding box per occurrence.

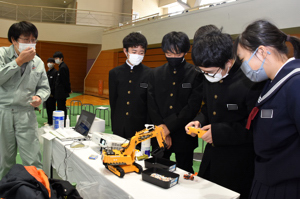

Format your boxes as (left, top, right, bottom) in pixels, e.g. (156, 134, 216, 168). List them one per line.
(42, 132, 56, 140)
(44, 128, 85, 141)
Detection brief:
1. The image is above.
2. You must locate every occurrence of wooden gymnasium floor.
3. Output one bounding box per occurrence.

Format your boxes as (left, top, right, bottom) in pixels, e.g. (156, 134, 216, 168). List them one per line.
(66, 94, 110, 106)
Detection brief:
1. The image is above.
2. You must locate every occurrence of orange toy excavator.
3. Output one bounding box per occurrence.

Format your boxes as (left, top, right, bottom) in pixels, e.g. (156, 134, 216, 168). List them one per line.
(102, 125, 167, 178)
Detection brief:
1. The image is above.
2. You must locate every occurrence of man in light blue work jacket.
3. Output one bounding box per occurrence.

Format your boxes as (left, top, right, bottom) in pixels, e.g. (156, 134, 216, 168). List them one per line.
(0, 21, 50, 179)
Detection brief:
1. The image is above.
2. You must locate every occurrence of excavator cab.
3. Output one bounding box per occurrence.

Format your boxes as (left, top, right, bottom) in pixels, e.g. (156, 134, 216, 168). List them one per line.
(105, 148, 115, 155)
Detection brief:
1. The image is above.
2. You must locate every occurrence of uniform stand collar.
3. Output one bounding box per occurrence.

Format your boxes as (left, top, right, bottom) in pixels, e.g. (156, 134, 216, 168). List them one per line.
(125, 62, 141, 71)
(168, 59, 186, 72)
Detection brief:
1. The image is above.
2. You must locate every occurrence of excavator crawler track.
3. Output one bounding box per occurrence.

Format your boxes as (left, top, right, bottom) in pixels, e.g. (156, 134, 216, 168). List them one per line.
(107, 165, 125, 178)
(133, 162, 143, 174)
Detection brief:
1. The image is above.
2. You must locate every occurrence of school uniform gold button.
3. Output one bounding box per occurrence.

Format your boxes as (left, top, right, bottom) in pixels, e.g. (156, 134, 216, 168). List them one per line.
(127, 101, 130, 105)
(126, 112, 129, 115)
(173, 71, 177, 74)
(170, 106, 173, 109)
(128, 91, 131, 94)
(219, 80, 223, 83)
(130, 70, 133, 73)
(214, 95, 218, 99)
(129, 80, 132, 83)
(213, 111, 216, 115)
(170, 93, 173, 97)
(173, 82, 176, 85)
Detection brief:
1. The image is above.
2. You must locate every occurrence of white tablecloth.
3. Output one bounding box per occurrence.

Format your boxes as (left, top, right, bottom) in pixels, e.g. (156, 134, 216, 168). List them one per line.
(42, 127, 240, 199)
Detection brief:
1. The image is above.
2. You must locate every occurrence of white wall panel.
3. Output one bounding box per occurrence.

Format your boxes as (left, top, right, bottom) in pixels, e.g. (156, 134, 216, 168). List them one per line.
(102, 0, 300, 50)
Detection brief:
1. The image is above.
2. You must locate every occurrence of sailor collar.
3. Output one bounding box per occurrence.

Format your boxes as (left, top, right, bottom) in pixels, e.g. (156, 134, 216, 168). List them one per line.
(257, 58, 299, 105)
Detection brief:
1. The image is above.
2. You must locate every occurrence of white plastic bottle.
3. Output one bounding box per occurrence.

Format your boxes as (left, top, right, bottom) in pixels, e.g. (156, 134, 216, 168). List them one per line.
(53, 110, 64, 130)
(141, 139, 151, 156)
(65, 115, 70, 128)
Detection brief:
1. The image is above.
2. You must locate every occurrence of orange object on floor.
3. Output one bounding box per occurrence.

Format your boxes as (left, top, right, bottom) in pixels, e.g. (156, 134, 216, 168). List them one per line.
(25, 166, 51, 198)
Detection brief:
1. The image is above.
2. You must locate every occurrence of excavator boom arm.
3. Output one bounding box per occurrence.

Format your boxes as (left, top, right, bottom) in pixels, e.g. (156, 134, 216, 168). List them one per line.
(122, 125, 166, 156)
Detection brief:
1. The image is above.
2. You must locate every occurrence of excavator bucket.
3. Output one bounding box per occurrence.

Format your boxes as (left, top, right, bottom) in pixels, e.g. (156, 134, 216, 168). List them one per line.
(151, 147, 165, 158)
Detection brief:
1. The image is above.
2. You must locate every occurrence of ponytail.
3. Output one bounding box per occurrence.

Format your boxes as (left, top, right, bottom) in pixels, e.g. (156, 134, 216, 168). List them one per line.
(287, 35, 300, 59)
(239, 20, 300, 59)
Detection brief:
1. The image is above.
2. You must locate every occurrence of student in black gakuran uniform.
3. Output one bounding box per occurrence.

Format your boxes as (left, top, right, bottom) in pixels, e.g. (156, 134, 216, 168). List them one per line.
(53, 51, 71, 123)
(109, 32, 151, 139)
(148, 31, 203, 173)
(45, 58, 58, 125)
(237, 20, 300, 199)
(185, 29, 265, 199)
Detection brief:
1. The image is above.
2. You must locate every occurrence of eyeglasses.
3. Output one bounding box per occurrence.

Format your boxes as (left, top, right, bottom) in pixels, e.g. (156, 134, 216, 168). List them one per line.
(199, 67, 221, 78)
(18, 37, 38, 44)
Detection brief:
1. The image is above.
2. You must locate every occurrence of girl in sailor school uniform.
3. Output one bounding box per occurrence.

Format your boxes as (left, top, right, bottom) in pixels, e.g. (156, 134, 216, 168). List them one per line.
(236, 20, 300, 199)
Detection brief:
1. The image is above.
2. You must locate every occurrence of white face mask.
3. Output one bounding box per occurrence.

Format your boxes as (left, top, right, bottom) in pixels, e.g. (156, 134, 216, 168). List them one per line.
(47, 63, 54, 69)
(204, 71, 223, 82)
(55, 59, 61, 64)
(204, 67, 229, 83)
(18, 42, 36, 53)
(127, 53, 144, 66)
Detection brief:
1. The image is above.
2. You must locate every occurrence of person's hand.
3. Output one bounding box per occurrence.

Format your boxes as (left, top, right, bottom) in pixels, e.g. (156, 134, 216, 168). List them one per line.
(69, 90, 73, 95)
(30, 96, 42, 107)
(185, 121, 201, 137)
(201, 124, 213, 144)
(159, 124, 170, 137)
(16, 47, 36, 66)
(165, 135, 172, 149)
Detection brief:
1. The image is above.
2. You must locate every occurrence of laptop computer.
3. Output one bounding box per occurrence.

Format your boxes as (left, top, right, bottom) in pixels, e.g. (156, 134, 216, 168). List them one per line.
(50, 110, 96, 141)
(74, 110, 96, 137)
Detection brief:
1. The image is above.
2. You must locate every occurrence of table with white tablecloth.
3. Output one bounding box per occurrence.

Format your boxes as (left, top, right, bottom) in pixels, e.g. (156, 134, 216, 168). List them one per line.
(42, 127, 240, 199)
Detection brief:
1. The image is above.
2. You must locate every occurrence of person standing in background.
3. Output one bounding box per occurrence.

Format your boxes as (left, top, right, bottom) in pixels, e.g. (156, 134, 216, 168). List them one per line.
(45, 58, 58, 125)
(148, 31, 203, 173)
(0, 21, 50, 179)
(53, 51, 71, 124)
(109, 32, 151, 140)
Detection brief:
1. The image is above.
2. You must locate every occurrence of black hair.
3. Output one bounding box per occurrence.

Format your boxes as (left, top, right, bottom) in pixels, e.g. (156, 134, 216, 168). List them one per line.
(123, 32, 148, 52)
(239, 20, 300, 59)
(192, 31, 233, 69)
(53, 51, 64, 60)
(162, 31, 190, 54)
(193, 24, 221, 42)
(8, 21, 38, 43)
(232, 36, 240, 60)
(232, 36, 242, 66)
(47, 58, 55, 63)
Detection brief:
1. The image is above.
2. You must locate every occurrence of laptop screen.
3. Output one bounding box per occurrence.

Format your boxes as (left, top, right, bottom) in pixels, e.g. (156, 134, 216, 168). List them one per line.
(74, 110, 96, 136)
